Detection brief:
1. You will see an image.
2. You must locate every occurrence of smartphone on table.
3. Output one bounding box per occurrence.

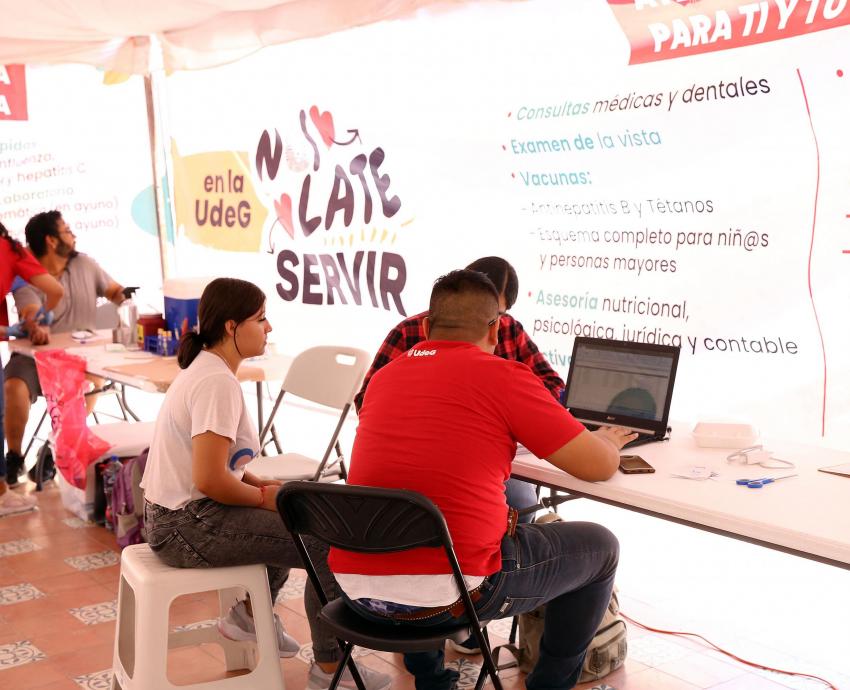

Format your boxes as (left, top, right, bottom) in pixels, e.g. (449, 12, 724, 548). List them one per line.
(618, 455, 655, 474)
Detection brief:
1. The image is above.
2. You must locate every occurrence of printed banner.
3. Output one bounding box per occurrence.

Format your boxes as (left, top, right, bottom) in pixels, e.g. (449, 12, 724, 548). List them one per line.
(0, 64, 28, 120)
(166, 96, 417, 329)
(171, 141, 267, 252)
(608, 0, 850, 64)
(0, 64, 163, 307)
(160, 0, 850, 447)
(253, 105, 410, 318)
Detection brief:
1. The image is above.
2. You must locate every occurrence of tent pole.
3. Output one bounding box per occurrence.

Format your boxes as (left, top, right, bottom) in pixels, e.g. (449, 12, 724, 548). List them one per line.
(144, 73, 170, 281)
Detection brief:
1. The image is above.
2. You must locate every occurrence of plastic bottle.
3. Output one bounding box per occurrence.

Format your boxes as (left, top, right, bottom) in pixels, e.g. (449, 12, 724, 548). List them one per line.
(116, 287, 139, 349)
(101, 455, 122, 532)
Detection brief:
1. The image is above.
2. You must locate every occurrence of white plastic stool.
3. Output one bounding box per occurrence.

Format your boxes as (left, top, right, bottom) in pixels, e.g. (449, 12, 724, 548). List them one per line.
(111, 544, 285, 690)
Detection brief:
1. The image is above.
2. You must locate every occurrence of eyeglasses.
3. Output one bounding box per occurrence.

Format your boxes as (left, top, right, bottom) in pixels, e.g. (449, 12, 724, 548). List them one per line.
(487, 312, 506, 328)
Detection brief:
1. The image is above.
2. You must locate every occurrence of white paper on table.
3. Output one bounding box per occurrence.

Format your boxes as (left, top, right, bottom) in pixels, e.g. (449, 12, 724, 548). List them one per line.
(670, 465, 718, 481)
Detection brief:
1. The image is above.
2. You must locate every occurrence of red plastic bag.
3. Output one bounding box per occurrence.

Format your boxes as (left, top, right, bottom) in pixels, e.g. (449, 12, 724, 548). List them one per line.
(34, 350, 112, 489)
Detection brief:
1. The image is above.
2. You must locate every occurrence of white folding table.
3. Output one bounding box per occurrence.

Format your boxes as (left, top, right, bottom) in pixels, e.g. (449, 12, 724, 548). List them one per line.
(511, 423, 850, 570)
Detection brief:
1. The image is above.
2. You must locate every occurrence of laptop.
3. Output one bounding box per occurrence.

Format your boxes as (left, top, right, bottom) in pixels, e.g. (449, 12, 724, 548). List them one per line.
(564, 337, 680, 449)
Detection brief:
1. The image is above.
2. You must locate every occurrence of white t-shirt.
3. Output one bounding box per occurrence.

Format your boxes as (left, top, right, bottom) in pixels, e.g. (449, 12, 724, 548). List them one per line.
(141, 350, 259, 510)
(335, 573, 485, 607)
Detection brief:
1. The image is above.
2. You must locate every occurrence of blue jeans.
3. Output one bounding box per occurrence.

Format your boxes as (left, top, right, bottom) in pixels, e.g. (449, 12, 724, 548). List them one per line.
(344, 520, 619, 690)
(504, 478, 538, 524)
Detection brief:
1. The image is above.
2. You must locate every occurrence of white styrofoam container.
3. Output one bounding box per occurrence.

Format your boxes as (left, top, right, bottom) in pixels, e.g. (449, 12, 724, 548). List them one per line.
(692, 422, 759, 448)
(163, 277, 211, 300)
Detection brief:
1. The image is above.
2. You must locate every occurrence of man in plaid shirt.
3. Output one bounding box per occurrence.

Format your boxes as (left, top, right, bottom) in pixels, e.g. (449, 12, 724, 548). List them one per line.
(354, 256, 565, 412)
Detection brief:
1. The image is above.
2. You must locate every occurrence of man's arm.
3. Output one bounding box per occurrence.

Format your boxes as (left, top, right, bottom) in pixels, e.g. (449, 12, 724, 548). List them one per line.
(87, 255, 124, 305)
(545, 427, 636, 482)
(104, 281, 125, 306)
(504, 361, 633, 481)
(12, 284, 50, 344)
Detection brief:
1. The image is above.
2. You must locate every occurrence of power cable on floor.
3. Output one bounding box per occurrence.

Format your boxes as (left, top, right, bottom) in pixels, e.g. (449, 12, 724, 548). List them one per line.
(621, 611, 838, 689)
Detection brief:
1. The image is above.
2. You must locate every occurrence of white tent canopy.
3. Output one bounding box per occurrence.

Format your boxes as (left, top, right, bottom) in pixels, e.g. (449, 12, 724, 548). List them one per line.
(0, 0, 480, 73)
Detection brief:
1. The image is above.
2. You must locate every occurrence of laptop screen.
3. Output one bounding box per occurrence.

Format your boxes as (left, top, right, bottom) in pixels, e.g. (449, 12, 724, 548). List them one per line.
(564, 337, 680, 436)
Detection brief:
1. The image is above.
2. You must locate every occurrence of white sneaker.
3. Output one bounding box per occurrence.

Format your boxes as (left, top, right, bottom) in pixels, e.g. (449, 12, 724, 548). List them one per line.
(447, 634, 482, 654)
(0, 490, 37, 518)
(217, 600, 300, 658)
(307, 660, 392, 690)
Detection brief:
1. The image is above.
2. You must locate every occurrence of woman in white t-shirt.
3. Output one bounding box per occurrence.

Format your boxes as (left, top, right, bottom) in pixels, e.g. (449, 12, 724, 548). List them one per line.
(141, 278, 390, 690)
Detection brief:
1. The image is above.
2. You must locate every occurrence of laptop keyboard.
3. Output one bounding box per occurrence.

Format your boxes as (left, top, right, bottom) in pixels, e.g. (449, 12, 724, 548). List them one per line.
(621, 434, 665, 449)
(583, 423, 667, 449)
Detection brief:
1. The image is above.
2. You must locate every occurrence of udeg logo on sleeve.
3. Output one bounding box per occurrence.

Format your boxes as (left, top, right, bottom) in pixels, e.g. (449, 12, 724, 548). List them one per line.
(256, 106, 409, 317)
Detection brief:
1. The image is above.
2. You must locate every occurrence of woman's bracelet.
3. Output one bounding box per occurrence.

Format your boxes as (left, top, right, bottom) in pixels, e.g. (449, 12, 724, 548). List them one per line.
(256, 484, 266, 507)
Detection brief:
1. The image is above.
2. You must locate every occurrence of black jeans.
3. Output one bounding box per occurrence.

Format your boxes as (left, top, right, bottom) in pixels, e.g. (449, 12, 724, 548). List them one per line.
(344, 521, 619, 690)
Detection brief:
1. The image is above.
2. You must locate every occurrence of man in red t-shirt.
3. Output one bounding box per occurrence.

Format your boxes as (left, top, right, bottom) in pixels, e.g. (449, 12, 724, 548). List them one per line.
(330, 270, 635, 690)
(355, 257, 559, 570)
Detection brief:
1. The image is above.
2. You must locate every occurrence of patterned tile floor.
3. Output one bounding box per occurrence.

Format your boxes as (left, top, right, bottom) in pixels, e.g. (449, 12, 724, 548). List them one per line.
(1, 481, 847, 690)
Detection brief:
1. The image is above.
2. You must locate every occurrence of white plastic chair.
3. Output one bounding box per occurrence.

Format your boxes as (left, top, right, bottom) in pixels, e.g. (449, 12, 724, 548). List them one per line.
(52, 420, 154, 523)
(111, 544, 284, 690)
(247, 346, 369, 483)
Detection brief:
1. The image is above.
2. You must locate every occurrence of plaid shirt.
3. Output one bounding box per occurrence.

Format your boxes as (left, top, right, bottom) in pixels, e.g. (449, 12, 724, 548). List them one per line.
(354, 311, 565, 411)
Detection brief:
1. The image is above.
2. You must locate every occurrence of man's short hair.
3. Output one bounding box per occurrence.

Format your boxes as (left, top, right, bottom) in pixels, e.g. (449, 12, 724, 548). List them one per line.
(25, 211, 63, 257)
(465, 256, 519, 309)
(428, 269, 500, 342)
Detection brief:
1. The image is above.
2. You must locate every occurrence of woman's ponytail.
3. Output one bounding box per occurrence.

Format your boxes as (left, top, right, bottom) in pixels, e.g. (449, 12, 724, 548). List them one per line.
(177, 331, 206, 369)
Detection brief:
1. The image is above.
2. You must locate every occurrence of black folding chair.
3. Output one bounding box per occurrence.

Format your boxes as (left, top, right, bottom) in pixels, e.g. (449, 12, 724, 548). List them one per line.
(277, 481, 503, 690)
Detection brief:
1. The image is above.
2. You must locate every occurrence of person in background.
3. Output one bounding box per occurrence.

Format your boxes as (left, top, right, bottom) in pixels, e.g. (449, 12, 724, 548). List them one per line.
(140, 278, 391, 690)
(355, 256, 563, 410)
(3, 210, 125, 486)
(0, 220, 63, 516)
(354, 256, 564, 654)
(332, 270, 633, 690)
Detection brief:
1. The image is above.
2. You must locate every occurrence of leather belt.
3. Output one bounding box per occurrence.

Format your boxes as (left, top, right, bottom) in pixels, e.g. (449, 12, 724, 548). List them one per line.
(383, 581, 487, 621)
(370, 507, 518, 622)
(506, 507, 519, 537)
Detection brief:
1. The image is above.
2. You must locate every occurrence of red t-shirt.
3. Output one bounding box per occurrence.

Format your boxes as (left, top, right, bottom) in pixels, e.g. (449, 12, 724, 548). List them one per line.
(1, 240, 46, 330)
(329, 340, 585, 577)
